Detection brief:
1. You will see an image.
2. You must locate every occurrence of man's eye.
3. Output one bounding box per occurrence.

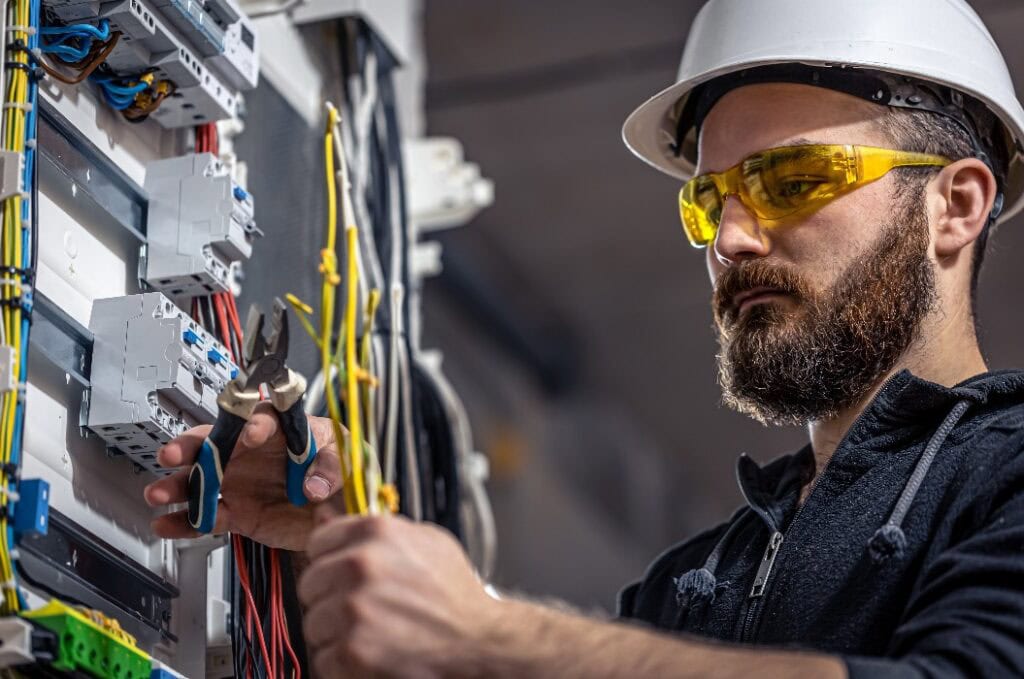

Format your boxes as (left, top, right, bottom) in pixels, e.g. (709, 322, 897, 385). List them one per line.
(776, 179, 823, 198)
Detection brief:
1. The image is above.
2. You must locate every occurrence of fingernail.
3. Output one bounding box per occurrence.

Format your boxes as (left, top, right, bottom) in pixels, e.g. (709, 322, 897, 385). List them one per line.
(305, 474, 331, 500)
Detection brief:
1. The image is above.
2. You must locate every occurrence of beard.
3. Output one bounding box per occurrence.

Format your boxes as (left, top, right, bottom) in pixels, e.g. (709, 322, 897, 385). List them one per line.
(712, 201, 936, 426)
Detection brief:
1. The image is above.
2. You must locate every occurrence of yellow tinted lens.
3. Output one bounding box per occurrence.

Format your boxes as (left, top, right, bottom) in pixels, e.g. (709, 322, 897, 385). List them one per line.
(742, 146, 849, 219)
(679, 175, 722, 246)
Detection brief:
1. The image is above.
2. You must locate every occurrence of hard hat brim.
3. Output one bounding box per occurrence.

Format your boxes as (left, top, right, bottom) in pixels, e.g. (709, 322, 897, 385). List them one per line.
(623, 59, 1024, 225)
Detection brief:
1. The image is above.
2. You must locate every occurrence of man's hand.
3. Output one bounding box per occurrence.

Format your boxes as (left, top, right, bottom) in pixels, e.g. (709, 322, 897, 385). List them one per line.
(143, 403, 344, 551)
(298, 511, 500, 678)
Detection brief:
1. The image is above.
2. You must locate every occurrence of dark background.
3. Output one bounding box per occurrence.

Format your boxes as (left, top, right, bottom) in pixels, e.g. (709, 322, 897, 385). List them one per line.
(415, 0, 1024, 610)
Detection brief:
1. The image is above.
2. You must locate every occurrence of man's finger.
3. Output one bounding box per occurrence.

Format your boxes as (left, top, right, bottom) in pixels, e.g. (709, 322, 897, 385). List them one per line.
(157, 425, 211, 468)
(304, 440, 343, 502)
(150, 501, 231, 539)
(143, 469, 189, 507)
(239, 401, 282, 449)
(150, 509, 200, 540)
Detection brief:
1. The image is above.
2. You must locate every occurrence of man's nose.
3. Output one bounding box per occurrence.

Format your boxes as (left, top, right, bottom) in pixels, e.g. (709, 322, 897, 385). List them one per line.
(712, 196, 772, 266)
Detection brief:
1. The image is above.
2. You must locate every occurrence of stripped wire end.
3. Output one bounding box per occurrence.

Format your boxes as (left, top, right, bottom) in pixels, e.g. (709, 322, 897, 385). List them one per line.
(284, 293, 321, 349)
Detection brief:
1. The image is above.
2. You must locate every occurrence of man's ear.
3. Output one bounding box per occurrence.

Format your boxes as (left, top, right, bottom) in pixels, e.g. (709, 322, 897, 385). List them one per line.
(931, 158, 998, 259)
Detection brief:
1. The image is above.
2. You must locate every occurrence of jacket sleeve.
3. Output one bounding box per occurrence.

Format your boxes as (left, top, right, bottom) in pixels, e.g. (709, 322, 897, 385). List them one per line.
(843, 437, 1024, 679)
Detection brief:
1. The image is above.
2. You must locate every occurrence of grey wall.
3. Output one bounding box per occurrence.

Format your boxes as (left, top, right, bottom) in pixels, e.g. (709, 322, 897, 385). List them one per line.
(419, 0, 1024, 610)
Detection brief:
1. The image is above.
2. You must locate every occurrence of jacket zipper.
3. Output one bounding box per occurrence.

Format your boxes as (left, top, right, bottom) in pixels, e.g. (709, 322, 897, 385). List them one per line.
(737, 373, 903, 643)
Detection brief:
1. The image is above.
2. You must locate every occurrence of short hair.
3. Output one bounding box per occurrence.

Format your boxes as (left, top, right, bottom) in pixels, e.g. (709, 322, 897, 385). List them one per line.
(876, 107, 1007, 311)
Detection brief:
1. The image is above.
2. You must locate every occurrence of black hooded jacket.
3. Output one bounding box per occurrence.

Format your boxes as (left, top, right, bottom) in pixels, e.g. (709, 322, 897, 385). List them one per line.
(617, 370, 1024, 678)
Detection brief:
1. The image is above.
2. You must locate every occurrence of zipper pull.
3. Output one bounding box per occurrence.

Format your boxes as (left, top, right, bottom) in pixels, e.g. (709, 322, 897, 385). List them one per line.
(750, 531, 784, 598)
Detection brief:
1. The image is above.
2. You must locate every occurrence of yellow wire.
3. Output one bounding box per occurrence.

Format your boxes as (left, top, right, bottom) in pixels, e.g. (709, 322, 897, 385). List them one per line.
(343, 226, 366, 512)
(0, 0, 30, 613)
(318, 104, 357, 515)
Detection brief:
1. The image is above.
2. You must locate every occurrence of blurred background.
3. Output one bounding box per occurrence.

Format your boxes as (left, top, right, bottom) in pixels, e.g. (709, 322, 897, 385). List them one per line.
(241, 0, 1024, 612)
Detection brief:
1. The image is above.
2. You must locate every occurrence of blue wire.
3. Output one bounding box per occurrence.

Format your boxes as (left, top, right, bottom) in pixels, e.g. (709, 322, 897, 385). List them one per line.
(90, 75, 148, 97)
(39, 19, 109, 40)
(39, 42, 91, 61)
(7, 0, 42, 607)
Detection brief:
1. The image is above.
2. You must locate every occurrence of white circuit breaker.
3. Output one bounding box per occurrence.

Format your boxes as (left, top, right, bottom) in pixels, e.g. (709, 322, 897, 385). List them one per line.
(85, 292, 237, 475)
(142, 152, 260, 297)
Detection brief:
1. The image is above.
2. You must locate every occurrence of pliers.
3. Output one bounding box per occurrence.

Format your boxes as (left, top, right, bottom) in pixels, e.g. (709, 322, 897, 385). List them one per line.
(187, 298, 318, 534)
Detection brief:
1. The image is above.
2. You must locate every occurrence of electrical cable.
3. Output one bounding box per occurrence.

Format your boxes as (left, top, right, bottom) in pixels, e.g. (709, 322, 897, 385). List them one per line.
(245, 0, 306, 19)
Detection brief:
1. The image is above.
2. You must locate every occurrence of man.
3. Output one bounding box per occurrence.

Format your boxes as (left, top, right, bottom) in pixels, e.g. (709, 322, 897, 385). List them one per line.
(144, 0, 1024, 676)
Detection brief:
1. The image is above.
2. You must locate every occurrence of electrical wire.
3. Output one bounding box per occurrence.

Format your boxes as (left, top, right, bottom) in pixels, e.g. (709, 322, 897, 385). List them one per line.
(0, 0, 40, 615)
(192, 122, 303, 678)
(245, 0, 306, 19)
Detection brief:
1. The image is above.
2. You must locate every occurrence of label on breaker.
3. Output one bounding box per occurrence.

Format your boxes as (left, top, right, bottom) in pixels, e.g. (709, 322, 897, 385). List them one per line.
(0, 345, 16, 392)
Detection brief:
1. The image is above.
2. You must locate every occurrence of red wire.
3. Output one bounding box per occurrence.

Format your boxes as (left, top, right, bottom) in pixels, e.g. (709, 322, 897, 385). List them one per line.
(274, 551, 301, 677)
(212, 294, 235, 363)
(209, 206, 298, 677)
(233, 534, 274, 672)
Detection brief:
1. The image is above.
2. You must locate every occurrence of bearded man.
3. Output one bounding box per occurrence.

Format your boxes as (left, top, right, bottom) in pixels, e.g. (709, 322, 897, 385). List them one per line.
(144, 0, 1024, 676)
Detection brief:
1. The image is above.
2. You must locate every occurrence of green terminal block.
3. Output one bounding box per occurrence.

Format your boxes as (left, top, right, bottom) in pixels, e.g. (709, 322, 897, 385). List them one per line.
(20, 600, 151, 679)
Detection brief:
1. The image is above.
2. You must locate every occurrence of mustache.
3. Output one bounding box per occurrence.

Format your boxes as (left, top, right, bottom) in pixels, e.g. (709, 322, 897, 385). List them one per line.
(712, 261, 812, 325)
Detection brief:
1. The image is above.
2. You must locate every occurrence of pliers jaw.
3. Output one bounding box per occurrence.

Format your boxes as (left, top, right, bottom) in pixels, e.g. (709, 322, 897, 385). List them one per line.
(240, 298, 291, 391)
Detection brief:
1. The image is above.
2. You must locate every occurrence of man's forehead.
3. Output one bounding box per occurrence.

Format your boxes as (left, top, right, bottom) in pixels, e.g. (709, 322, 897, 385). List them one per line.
(695, 83, 888, 173)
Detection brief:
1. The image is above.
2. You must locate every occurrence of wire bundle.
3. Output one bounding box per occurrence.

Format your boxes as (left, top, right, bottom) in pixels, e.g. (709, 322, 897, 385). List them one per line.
(39, 17, 173, 121)
(0, 0, 41, 615)
(192, 122, 306, 679)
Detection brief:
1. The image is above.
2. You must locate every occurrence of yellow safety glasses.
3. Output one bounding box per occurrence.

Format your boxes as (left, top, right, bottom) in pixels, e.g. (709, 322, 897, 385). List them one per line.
(679, 144, 952, 247)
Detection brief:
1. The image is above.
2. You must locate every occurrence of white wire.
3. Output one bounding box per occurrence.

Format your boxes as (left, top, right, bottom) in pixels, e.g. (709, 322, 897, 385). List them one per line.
(419, 356, 498, 579)
(382, 285, 402, 487)
(246, 0, 305, 19)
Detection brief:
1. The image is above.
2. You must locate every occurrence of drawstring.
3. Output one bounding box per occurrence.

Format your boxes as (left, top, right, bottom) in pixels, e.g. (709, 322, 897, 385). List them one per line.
(868, 399, 971, 563)
(673, 509, 752, 608)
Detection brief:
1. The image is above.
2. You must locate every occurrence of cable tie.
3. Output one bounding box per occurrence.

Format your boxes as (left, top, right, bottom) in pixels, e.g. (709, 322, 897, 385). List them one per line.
(5, 26, 36, 36)
(5, 42, 35, 59)
(3, 62, 34, 75)
(1, 579, 18, 591)
(1, 101, 32, 112)
(25, 138, 36, 149)
(4, 490, 19, 502)
(8, 549, 19, 561)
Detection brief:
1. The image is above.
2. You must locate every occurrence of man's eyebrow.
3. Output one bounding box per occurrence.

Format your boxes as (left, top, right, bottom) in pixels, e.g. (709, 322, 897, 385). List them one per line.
(782, 136, 824, 147)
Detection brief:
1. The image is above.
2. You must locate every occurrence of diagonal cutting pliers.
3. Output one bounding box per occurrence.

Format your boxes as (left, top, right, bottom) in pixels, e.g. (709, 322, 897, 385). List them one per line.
(187, 298, 318, 534)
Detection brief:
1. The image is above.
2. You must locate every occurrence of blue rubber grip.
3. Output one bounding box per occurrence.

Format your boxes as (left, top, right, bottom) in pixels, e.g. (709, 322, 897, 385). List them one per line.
(187, 409, 246, 533)
(187, 440, 222, 534)
(281, 399, 317, 506)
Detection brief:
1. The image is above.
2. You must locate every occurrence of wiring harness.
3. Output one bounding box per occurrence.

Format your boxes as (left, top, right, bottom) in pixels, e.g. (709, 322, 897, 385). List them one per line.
(0, 0, 40, 615)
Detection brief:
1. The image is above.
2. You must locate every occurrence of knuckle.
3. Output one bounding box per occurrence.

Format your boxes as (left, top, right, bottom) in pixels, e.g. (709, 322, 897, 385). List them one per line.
(340, 629, 379, 671)
(343, 550, 374, 583)
(360, 516, 390, 539)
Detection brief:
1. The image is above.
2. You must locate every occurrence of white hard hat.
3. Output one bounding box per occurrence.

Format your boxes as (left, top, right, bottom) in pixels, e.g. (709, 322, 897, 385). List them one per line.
(622, 0, 1024, 224)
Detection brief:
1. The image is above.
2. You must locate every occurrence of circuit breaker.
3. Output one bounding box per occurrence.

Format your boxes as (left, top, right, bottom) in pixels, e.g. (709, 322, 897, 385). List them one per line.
(85, 292, 238, 475)
(45, 0, 258, 126)
(142, 152, 260, 297)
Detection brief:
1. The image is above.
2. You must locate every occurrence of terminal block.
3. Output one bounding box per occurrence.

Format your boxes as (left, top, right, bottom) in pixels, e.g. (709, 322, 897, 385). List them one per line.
(45, 0, 253, 127)
(86, 292, 238, 475)
(142, 152, 260, 297)
(21, 600, 151, 679)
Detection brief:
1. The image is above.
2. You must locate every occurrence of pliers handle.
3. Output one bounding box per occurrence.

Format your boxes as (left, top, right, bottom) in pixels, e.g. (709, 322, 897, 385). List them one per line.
(187, 381, 261, 534)
(186, 372, 318, 533)
(269, 368, 318, 507)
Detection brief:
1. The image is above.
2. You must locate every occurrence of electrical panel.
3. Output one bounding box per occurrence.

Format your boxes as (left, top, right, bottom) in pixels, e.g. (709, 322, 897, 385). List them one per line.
(45, 0, 258, 126)
(86, 292, 237, 476)
(142, 152, 260, 297)
(4, 1, 495, 675)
